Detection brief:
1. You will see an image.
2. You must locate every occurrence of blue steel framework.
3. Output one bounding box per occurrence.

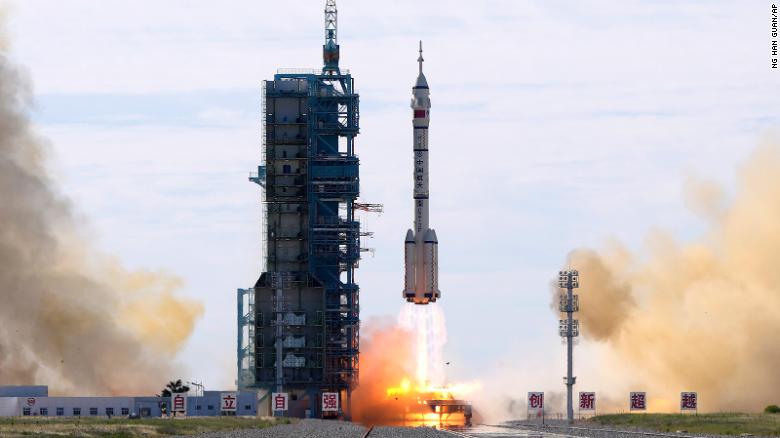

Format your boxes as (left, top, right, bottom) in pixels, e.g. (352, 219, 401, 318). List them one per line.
(238, 2, 361, 417)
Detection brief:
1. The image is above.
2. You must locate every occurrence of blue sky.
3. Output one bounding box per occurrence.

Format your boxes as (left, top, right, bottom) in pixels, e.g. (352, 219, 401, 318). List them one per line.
(4, 0, 779, 400)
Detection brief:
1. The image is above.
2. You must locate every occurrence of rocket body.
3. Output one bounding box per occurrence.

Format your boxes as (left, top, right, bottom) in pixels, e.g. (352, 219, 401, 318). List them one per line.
(404, 43, 440, 305)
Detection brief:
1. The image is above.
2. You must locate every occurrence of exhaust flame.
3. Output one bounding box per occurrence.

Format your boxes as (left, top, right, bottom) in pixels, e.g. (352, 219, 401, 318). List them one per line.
(353, 306, 477, 428)
(398, 303, 447, 386)
(0, 12, 203, 395)
(559, 136, 780, 411)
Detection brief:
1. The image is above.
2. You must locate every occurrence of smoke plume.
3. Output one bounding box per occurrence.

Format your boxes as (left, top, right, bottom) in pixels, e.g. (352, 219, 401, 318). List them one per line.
(559, 136, 780, 411)
(0, 12, 203, 395)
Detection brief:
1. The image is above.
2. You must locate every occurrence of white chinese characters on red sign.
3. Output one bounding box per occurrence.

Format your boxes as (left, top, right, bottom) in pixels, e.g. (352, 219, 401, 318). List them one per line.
(322, 392, 339, 412)
(527, 392, 544, 417)
(630, 392, 646, 411)
(171, 393, 187, 416)
(221, 392, 238, 412)
(272, 393, 289, 412)
(681, 392, 697, 411)
(579, 392, 595, 411)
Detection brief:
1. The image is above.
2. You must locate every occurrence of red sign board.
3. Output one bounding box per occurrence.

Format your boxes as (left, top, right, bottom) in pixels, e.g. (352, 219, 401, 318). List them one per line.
(272, 392, 289, 412)
(527, 392, 544, 418)
(171, 394, 187, 416)
(579, 392, 595, 410)
(681, 392, 697, 411)
(630, 392, 646, 411)
(221, 392, 237, 412)
(322, 392, 339, 412)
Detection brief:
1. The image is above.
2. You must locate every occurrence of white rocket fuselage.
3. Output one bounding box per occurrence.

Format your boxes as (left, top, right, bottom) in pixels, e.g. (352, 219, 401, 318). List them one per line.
(404, 44, 440, 305)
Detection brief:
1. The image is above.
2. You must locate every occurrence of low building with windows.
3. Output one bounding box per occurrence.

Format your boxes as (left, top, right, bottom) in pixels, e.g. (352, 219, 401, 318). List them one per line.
(16, 397, 135, 418)
(0, 386, 257, 418)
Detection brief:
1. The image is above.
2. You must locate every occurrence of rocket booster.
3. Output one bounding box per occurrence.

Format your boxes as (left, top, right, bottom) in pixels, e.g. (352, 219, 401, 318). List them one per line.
(403, 42, 440, 305)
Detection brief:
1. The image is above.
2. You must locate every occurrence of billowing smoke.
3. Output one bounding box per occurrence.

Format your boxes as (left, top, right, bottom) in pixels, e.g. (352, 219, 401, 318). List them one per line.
(559, 136, 780, 411)
(0, 12, 203, 395)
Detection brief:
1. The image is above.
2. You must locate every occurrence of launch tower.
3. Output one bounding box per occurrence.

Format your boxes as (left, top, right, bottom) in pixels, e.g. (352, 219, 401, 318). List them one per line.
(237, 0, 362, 418)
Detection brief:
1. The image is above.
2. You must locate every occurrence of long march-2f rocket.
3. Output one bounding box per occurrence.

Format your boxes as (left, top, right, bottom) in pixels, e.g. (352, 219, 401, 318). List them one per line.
(403, 42, 440, 305)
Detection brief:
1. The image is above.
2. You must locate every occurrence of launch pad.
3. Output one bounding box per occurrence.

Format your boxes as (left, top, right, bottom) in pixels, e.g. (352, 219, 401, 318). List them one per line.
(386, 379, 474, 429)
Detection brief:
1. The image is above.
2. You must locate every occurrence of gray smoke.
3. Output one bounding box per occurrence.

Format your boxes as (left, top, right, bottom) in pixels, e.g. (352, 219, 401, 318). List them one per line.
(0, 12, 202, 395)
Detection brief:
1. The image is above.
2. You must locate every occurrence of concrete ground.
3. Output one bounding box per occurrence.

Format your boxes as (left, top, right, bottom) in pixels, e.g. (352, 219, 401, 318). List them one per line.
(181, 420, 745, 438)
(469, 421, 733, 438)
(181, 418, 456, 438)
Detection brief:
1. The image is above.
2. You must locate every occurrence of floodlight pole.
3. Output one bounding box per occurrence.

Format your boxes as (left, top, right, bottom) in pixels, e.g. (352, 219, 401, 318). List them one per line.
(566, 280, 574, 423)
(558, 270, 579, 424)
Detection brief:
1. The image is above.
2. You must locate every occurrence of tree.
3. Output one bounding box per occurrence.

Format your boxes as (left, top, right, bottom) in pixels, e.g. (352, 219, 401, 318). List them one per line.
(157, 379, 190, 398)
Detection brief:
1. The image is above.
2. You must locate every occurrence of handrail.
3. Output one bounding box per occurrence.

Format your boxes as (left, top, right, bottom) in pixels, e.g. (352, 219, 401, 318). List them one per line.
(276, 68, 351, 75)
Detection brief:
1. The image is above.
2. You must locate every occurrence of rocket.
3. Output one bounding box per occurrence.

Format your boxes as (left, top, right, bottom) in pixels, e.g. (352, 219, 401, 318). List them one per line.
(403, 42, 440, 305)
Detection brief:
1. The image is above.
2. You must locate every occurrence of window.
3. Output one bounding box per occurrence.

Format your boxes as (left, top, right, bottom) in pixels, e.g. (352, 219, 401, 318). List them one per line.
(90, 407, 98, 416)
(283, 164, 291, 174)
(22, 407, 30, 416)
(39, 408, 48, 416)
(73, 408, 81, 416)
(245, 405, 251, 410)
(196, 405, 202, 410)
(56, 407, 64, 416)
(105, 407, 114, 416)
(207, 405, 215, 411)
(121, 408, 129, 416)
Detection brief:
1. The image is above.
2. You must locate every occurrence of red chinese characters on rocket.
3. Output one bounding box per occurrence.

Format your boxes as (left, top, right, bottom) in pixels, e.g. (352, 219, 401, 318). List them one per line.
(579, 392, 595, 410)
(630, 392, 646, 410)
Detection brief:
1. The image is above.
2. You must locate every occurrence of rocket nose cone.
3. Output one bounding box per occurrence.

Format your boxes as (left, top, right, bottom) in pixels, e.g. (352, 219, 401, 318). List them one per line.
(430, 229, 438, 243)
(405, 229, 415, 242)
(415, 72, 429, 89)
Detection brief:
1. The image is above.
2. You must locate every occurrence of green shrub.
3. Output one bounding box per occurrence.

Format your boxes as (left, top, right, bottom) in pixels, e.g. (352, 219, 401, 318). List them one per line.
(764, 405, 780, 414)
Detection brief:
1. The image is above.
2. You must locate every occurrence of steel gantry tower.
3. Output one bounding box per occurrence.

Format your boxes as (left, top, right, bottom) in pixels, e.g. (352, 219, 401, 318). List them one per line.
(237, 0, 363, 419)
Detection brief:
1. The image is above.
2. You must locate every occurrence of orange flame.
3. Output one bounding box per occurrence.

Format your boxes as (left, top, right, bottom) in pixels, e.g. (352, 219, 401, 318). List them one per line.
(352, 317, 477, 428)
